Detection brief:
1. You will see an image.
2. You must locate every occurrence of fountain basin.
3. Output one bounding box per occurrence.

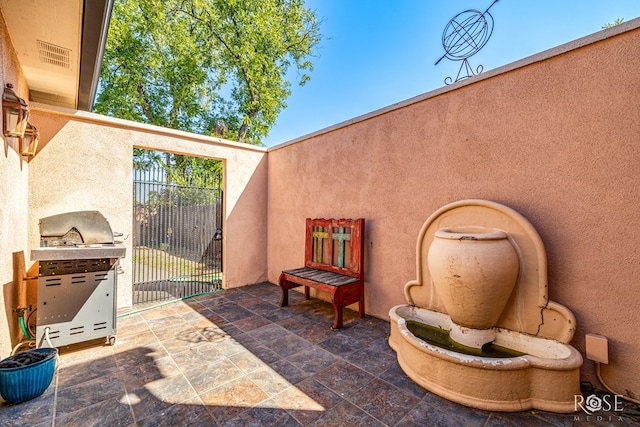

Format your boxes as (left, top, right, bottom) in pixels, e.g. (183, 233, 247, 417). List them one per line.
(389, 304, 583, 412)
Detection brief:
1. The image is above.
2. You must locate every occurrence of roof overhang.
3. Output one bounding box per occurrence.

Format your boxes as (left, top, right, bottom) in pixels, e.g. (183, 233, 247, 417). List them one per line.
(0, 0, 113, 111)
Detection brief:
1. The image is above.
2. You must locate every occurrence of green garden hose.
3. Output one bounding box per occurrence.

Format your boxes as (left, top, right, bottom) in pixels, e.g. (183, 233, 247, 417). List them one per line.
(18, 313, 32, 340)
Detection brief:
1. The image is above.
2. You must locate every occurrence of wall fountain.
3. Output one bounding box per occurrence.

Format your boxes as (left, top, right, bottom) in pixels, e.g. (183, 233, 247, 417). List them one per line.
(389, 199, 583, 413)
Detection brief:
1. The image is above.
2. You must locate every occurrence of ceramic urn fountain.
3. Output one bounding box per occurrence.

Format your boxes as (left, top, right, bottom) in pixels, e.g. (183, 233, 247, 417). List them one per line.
(427, 228, 520, 349)
(389, 199, 583, 413)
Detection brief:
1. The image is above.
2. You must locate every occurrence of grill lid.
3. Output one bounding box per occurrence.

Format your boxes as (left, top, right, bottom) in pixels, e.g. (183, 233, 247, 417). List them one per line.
(39, 211, 114, 246)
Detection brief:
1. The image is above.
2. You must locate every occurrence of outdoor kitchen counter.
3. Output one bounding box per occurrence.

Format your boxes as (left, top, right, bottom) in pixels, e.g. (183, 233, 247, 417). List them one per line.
(31, 244, 126, 261)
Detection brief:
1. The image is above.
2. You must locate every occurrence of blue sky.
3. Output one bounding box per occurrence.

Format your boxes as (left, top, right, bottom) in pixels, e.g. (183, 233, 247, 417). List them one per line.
(262, 0, 640, 147)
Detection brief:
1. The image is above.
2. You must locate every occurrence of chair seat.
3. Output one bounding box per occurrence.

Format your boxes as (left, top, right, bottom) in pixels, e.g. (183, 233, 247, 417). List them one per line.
(282, 267, 359, 286)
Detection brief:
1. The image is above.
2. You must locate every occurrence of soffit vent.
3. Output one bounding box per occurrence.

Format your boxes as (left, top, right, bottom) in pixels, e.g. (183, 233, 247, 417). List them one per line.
(37, 40, 71, 69)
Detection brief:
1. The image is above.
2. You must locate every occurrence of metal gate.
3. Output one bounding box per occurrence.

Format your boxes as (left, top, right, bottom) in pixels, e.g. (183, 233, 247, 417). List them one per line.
(132, 156, 223, 307)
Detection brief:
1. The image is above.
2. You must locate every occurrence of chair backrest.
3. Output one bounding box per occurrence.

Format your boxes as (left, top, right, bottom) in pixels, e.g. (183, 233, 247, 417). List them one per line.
(304, 218, 365, 279)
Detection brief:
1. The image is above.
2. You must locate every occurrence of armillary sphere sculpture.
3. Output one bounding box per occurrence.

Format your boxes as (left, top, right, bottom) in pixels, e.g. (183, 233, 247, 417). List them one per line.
(435, 0, 499, 85)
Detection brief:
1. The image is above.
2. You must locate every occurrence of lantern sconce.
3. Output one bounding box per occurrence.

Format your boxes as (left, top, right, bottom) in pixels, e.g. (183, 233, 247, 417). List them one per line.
(21, 122, 39, 157)
(3, 83, 30, 138)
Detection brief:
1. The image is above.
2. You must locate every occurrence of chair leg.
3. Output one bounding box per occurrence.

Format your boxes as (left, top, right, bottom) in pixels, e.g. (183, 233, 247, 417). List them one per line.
(331, 301, 343, 330)
(278, 274, 289, 307)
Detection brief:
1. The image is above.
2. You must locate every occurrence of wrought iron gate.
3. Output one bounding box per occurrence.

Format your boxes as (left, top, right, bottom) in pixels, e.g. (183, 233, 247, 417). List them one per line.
(132, 158, 223, 307)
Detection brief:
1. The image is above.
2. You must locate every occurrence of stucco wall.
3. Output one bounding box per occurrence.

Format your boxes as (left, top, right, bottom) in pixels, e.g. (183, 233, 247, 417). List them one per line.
(0, 10, 31, 359)
(267, 23, 640, 398)
(27, 108, 268, 310)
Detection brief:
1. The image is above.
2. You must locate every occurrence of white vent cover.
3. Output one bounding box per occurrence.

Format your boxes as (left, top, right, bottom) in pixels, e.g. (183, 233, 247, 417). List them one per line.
(37, 40, 71, 69)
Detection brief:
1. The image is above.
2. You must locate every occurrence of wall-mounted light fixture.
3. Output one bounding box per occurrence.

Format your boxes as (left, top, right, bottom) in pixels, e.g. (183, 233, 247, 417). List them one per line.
(21, 122, 39, 157)
(3, 83, 29, 138)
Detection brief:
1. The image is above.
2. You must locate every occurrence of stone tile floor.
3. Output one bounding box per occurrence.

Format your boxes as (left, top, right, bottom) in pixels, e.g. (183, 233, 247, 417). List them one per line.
(1, 282, 639, 426)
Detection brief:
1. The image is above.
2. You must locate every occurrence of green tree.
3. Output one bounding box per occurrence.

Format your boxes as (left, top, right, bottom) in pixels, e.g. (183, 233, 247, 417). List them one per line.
(135, 150, 222, 207)
(95, 0, 220, 133)
(95, 0, 321, 144)
(602, 18, 624, 29)
(97, 0, 320, 198)
(177, 0, 321, 142)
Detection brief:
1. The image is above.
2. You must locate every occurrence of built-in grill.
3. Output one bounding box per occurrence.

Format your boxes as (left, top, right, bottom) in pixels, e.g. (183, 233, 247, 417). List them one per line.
(31, 211, 125, 347)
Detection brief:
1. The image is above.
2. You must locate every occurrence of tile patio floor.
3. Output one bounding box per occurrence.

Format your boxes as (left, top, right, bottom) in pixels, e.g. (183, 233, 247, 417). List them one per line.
(1, 282, 638, 426)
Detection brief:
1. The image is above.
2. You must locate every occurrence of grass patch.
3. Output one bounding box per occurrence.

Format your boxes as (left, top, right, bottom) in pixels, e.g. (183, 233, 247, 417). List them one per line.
(134, 246, 221, 282)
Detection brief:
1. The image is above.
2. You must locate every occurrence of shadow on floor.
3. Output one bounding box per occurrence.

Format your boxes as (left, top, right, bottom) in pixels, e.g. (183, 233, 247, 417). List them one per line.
(1, 282, 638, 426)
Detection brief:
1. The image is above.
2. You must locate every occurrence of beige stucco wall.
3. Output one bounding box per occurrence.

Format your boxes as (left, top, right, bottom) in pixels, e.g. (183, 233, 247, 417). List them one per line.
(0, 10, 31, 359)
(27, 108, 268, 310)
(267, 22, 640, 398)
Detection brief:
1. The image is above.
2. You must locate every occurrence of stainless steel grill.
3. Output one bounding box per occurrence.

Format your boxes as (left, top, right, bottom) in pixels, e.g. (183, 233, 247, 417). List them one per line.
(31, 211, 125, 347)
